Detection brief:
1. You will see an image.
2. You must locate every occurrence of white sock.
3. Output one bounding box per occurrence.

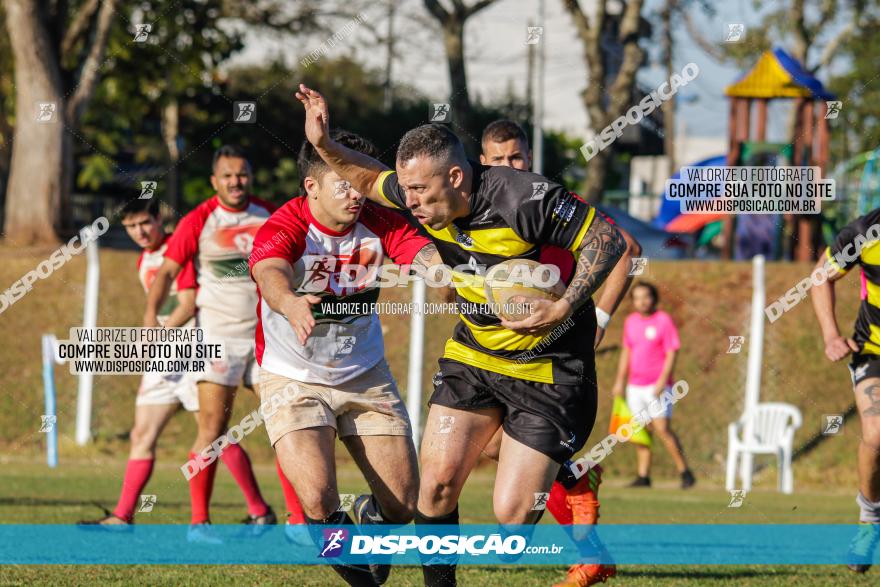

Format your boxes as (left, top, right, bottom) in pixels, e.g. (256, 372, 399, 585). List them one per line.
(856, 492, 880, 523)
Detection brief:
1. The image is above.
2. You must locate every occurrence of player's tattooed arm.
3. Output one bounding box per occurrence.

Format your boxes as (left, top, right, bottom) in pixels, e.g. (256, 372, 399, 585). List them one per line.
(594, 225, 641, 348)
(411, 244, 442, 269)
(296, 84, 391, 206)
(253, 257, 321, 344)
(562, 214, 626, 313)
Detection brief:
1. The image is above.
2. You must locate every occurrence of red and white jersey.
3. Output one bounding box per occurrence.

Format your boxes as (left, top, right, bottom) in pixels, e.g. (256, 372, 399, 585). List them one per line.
(250, 197, 429, 385)
(137, 234, 197, 326)
(165, 195, 275, 339)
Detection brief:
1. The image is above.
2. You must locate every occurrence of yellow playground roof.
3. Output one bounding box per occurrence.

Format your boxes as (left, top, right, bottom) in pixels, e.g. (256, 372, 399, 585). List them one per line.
(724, 47, 835, 100)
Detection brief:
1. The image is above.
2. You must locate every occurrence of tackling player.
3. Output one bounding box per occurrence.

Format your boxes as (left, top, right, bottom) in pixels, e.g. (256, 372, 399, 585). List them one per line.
(811, 212, 880, 572)
(480, 119, 640, 586)
(251, 130, 439, 586)
(298, 86, 626, 586)
(145, 146, 305, 539)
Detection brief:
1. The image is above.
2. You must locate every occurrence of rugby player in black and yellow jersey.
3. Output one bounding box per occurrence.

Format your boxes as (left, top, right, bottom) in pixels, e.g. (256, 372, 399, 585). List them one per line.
(298, 85, 626, 586)
(812, 211, 880, 573)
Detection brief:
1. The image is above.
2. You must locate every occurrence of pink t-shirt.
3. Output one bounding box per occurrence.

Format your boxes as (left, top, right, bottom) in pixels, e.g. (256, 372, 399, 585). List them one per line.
(623, 310, 680, 386)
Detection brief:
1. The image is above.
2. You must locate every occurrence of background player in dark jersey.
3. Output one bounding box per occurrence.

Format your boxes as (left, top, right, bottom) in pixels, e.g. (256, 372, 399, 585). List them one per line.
(479, 119, 639, 587)
(298, 85, 625, 586)
(812, 212, 880, 572)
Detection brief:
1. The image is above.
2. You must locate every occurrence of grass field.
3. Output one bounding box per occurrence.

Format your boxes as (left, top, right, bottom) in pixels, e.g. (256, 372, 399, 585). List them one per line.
(1, 457, 877, 585)
(0, 245, 877, 584)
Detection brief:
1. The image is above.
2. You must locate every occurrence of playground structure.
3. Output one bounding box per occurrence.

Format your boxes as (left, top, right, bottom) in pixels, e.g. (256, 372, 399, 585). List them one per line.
(822, 147, 880, 242)
(722, 47, 837, 261)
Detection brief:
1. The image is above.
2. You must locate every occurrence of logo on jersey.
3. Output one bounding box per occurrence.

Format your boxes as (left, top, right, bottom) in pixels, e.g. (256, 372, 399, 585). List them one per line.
(319, 528, 349, 558)
(454, 228, 474, 248)
(299, 243, 382, 297)
(470, 208, 493, 226)
(214, 224, 260, 256)
(552, 195, 578, 224)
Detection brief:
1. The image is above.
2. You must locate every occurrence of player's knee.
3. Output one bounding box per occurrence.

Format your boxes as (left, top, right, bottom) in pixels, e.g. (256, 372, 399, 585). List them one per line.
(129, 424, 157, 453)
(197, 415, 227, 440)
(300, 491, 339, 521)
(493, 497, 533, 525)
(419, 464, 462, 505)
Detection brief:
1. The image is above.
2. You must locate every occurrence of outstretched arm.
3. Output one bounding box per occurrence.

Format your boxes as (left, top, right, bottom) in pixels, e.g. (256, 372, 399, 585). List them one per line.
(562, 214, 627, 313)
(295, 84, 392, 206)
(252, 257, 321, 344)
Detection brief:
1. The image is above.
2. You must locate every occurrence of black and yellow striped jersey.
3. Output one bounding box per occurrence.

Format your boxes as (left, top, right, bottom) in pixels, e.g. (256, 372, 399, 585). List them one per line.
(827, 209, 880, 356)
(379, 162, 598, 385)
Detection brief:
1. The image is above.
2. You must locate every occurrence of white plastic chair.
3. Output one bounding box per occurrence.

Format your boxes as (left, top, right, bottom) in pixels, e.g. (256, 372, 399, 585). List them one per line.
(726, 402, 802, 494)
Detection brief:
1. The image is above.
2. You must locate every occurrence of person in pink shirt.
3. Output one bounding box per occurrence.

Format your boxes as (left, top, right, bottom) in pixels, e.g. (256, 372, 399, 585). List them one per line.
(612, 281, 695, 489)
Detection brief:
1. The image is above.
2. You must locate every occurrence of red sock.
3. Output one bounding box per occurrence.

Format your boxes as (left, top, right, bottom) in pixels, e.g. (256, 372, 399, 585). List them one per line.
(189, 452, 219, 524)
(112, 458, 154, 522)
(220, 442, 269, 517)
(547, 481, 573, 525)
(276, 458, 305, 523)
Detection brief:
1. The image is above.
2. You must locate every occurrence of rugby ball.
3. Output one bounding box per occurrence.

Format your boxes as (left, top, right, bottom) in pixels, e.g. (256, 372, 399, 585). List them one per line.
(484, 259, 566, 321)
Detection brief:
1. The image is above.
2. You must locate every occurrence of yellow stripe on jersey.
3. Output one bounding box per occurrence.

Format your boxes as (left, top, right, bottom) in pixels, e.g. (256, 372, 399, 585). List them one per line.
(442, 339, 554, 383)
(860, 240, 880, 265)
(377, 170, 401, 209)
(451, 271, 487, 304)
(863, 324, 880, 356)
(425, 225, 535, 257)
(825, 247, 847, 274)
(568, 207, 597, 252)
(866, 279, 880, 310)
(460, 315, 544, 351)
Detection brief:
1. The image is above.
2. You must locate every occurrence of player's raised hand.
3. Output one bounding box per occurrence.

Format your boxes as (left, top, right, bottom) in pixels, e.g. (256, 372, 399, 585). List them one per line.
(824, 335, 859, 362)
(281, 293, 322, 344)
(296, 84, 330, 148)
